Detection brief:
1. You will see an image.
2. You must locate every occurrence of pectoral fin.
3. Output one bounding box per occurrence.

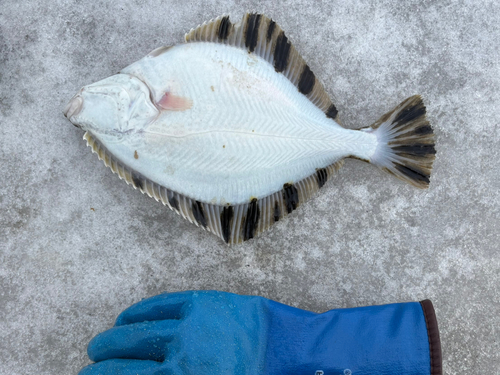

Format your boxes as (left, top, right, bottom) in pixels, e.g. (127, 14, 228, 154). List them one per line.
(157, 92, 193, 111)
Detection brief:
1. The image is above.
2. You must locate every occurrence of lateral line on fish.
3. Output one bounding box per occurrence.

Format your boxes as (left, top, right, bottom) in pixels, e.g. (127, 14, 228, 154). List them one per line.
(141, 129, 376, 145)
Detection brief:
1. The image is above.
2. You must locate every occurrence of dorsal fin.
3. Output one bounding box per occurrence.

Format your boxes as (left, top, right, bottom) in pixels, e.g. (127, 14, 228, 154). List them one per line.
(185, 13, 342, 124)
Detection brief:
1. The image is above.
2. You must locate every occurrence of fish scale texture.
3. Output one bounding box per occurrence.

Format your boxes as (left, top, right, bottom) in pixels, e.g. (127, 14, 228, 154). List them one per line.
(0, 1, 499, 375)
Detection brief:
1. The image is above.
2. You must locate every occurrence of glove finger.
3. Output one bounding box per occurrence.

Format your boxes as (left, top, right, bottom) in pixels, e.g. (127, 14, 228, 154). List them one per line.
(88, 320, 179, 362)
(115, 292, 193, 326)
(78, 359, 180, 375)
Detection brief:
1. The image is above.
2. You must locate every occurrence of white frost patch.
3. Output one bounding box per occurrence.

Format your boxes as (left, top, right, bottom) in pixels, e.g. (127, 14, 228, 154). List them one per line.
(438, 247, 477, 280)
(293, 252, 306, 271)
(347, 184, 371, 201)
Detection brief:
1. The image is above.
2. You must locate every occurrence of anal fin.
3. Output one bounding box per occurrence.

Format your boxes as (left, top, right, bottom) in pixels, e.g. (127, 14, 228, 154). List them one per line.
(84, 129, 344, 245)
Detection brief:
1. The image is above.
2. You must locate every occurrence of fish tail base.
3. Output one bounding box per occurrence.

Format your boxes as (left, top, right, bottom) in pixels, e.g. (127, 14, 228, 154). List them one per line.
(366, 95, 436, 188)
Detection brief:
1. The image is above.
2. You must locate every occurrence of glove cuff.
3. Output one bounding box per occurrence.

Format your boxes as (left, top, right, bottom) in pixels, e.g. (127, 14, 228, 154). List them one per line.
(420, 300, 442, 375)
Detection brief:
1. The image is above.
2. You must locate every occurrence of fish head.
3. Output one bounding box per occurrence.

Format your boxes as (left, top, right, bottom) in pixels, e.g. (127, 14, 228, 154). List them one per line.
(64, 73, 158, 137)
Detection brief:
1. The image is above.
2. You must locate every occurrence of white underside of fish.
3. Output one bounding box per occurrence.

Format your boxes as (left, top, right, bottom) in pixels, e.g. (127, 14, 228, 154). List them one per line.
(102, 43, 377, 205)
(65, 13, 435, 243)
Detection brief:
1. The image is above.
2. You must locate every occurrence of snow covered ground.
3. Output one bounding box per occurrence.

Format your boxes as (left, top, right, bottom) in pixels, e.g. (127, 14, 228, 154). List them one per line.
(1, 1, 499, 373)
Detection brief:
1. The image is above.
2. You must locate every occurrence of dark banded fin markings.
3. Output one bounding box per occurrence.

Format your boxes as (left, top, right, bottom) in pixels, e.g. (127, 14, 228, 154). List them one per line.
(283, 183, 299, 213)
(84, 133, 344, 245)
(266, 20, 276, 42)
(167, 192, 179, 211)
(220, 206, 234, 243)
(316, 168, 328, 188)
(185, 13, 342, 125)
(244, 13, 262, 53)
(274, 31, 291, 73)
(298, 65, 315, 95)
(243, 198, 260, 241)
(192, 201, 207, 228)
(132, 173, 144, 191)
(326, 104, 339, 119)
(217, 16, 232, 40)
(274, 201, 281, 222)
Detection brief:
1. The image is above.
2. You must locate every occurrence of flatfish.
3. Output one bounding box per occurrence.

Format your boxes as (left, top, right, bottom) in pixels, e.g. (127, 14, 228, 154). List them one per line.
(64, 13, 436, 244)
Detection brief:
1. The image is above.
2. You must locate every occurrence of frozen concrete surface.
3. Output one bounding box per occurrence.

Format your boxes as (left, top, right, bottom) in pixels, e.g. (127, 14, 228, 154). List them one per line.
(1, 0, 499, 374)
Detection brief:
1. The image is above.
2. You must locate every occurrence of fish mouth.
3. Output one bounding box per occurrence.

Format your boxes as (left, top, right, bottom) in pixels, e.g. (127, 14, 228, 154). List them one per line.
(64, 95, 83, 123)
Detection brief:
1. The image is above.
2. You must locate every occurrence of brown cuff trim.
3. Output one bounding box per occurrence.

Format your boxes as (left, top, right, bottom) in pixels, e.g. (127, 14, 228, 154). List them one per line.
(420, 300, 442, 375)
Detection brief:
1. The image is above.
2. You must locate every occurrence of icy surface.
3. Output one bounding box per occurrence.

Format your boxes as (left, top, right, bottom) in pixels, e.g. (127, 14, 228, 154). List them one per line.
(1, 1, 499, 374)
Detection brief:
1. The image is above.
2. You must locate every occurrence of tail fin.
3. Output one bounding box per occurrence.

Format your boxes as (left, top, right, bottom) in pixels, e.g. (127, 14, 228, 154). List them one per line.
(366, 95, 436, 188)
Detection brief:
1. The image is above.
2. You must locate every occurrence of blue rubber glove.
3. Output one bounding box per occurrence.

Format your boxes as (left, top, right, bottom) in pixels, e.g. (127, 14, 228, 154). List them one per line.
(79, 291, 441, 375)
